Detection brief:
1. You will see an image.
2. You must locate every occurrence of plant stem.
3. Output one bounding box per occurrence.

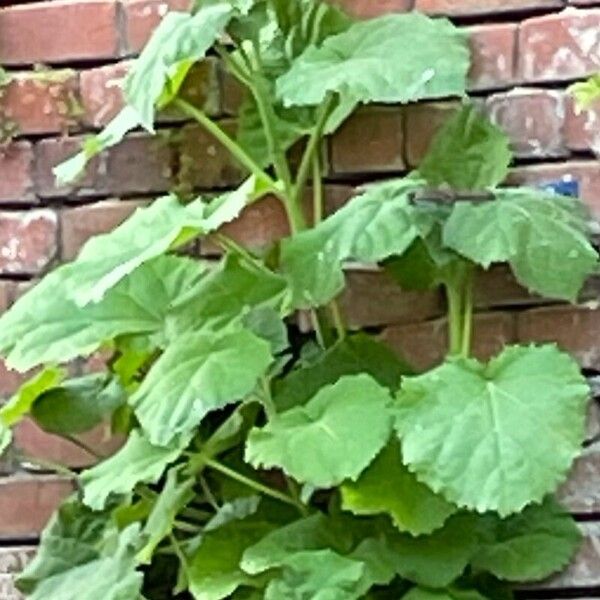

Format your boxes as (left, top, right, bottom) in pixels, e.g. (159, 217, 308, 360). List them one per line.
(460, 269, 474, 358)
(260, 377, 277, 420)
(329, 300, 346, 341)
(199, 474, 221, 511)
(18, 454, 76, 479)
(174, 98, 272, 186)
(312, 151, 323, 225)
(169, 533, 191, 579)
(445, 281, 463, 356)
(203, 457, 301, 510)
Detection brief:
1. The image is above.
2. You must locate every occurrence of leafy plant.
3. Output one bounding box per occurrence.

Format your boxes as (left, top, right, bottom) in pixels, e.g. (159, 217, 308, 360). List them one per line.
(0, 1, 596, 599)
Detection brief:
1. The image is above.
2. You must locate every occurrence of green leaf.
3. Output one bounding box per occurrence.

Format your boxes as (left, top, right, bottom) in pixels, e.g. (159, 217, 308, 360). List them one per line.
(138, 466, 196, 564)
(0, 367, 65, 427)
(124, 6, 233, 130)
(396, 345, 589, 516)
(417, 104, 512, 190)
(0, 255, 206, 371)
(348, 537, 400, 589)
(443, 188, 598, 302)
(569, 73, 600, 110)
(246, 374, 393, 487)
(276, 13, 468, 109)
(31, 374, 126, 435)
(0, 425, 11, 456)
(80, 429, 190, 510)
(341, 438, 456, 536)
(471, 498, 582, 582)
(242, 307, 289, 354)
(402, 587, 489, 600)
(131, 329, 272, 446)
(274, 333, 411, 412)
(281, 177, 427, 308)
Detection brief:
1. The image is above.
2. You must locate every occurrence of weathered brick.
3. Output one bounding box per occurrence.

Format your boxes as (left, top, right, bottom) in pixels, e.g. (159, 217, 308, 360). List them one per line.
(0, 0, 119, 66)
(0, 360, 26, 399)
(124, 0, 192, 54)
(0, 142, 34, 203)
(0, 210, 57, 275)
(0, 72, 81, 136)
(13, 419, 124, 469)
(0, 475, 73, 539)
(0, 547, 35, 600)
(518, 8, 600, 83)
(60, 200, 147, 260)
(415, 0, 563, 15)
(381, 312, 517, 372)
(508, 160, 600, 219)
(330, 107, 405, 175)
(565, 95, 600, 153)
(34, 136, 107, 200)
(559, 446, 600, 513)
(486, 89, 567, 159)
(105, 133, 175, 195)
(474, 266, 544, 309)
(0, 281, 16, 313)
(518, 305, 600, 370)
(333, 0, 412, 18)
(468, 24, 516, 91)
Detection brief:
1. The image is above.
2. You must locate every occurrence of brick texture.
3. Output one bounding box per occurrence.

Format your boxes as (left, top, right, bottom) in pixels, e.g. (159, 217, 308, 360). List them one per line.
(334, 0, 412, 17)
(0, 142, 34, 203)
(468, 24, 517, 91)
(415, 0, 564, 15)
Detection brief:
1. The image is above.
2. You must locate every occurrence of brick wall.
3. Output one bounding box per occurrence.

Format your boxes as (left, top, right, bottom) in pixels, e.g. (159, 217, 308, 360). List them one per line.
(1, 0, 600, 597)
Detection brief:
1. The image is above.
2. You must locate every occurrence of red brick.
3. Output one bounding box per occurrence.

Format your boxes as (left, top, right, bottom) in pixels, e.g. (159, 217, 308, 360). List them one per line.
(0, 281, 16, 313)
(0, 210, 57, 275)
(381, 312, 517, 372)
(80, 61, 131, 128)
(468, 24, 516, 91)
(518, 305, 600, 370)
(34, 136, 107, 200)
(333, 0, 411, 17)
(565, 95, 600, 153)
(485, 89, 567, 159)
(0, 72, 80, 136)
(518, 9, 600, 83)
(0, 360, 26, 399)
(13, 419, 124, 469)
(0, 475, 73, 539)
(60, 200, 147, 260)
(415, 0, 562, 15)
(330, 107, 405, 175)
(508, 160, 600, 219)
(105, 133, 175, 195)
(0, 142, 34, 203)
(124, 0, 192, 54)
(0, 0, 120, 66)
(0, 546, 35, 600)
(559, 445, 600, 513)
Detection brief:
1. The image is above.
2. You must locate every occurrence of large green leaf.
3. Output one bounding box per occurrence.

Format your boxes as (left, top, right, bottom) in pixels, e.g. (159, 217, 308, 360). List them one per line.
(124, 5, 233, 130)
(80, 430, 190, 510)
(131, 329, 272, 446)
(246, 374, 393, 487)
(341, 439, 456, 536)
(402, 587, 489, 600)
(276, 13, 468, 109)
(31, 374, 126, 435)
(471, 498, 582, 582)
(281, 177, 428, 308)
(0, 255, 206, 371)
(443, 188, 598, 301)
(396, 345, 589, 516)
(273, 333, 412, 412)
(417, 104, 511, 190)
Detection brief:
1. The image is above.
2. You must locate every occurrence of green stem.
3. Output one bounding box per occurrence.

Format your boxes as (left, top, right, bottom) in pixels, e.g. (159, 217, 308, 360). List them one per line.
(329, 299, 346, 341)
(203, 457, 302, 510)
(199, 474, 221, 511)
(310, 309, 327, 349)
(312, 150, 323, 225)
(461, 269, 474, 358)
(260, 377, 277, 420)
(169, 533, 191, 579)
(174, 98, 272, 186)
(18, 454, 76, 479)
(445, 281, 463, 357)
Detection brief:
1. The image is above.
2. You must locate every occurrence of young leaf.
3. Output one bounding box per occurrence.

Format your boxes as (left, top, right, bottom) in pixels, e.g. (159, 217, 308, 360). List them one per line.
(569, 73, 600, 111)
(245, 374, 393, 487)
(417, 104, 512, 190)
(273, 333, 412, 412)
(276, 13, 468, 109)
(0, 256, 206, 371)
(443, 188, 599, 302)
(341, 439, 456, 536)
(281, 177, 427, 308)
(80, 430, 191, 510)
(131, 329, 273, 446)
(396, 345, 589, 516)
(402, 587, 488, 600)
(31, 374, 126, 435)
(471, 498, 582, 582)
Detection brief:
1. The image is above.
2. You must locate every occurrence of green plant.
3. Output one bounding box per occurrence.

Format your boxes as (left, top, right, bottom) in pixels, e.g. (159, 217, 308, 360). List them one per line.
(0, 1, 597, 599)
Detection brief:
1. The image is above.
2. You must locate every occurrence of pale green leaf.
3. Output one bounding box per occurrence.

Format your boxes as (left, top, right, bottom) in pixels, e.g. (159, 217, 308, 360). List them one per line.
(0, 425, 10, 456)
(276, 13, 468, 109)
(402, 587, 489, 600)
(0, 256, 206, 371)
(418, 104, 511, 190)
(396, 345, 589, 516)
(341, 438, 456, 536)
(443, 188, 598, 301)
(246, 374, 393, 487)
(569, 73, 600, 111)
(80, 430, 190, 510)
(281, 177, 427, 308)
(242, 307, 289, 354)
(131, 329, 272, 446)
(471, 498, 582, 582)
